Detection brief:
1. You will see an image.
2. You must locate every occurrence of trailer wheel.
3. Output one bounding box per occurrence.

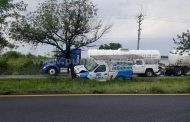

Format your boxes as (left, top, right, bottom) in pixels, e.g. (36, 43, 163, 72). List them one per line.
(145, 69, 154, 77)
(48, 67, 57, 76)
(173, 68, 182, 76)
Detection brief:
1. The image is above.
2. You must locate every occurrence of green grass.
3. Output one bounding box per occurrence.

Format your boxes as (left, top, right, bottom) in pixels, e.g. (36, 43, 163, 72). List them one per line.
(0, 77, 190, 95)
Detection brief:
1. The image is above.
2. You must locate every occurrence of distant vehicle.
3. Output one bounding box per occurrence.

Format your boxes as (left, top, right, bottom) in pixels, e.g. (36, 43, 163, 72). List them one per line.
(75, 60, 133, 81)
(42, 48, 81, 75)
(87, 48, 161, 77)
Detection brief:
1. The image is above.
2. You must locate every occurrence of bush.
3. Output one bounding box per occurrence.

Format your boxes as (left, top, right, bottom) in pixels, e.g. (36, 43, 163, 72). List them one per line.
(3, 51, 24, 59)
(0, 58, 9, 74)
(17, 58, 41, 75)
(0, 51, 46, 75)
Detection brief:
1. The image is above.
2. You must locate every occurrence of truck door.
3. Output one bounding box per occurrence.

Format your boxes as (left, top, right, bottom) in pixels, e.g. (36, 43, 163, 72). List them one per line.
(133, 60, 145, 74)
(94, 65, 108, 81)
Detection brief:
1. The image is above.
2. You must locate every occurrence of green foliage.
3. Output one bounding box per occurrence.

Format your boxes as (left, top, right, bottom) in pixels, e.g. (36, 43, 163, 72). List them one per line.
(0, 51, 45, 75)
(3, 51, 24, 59)
(173, 30, 190, 51)
(0, 58, 8, 74)
(0, 0, 26, 52)
(11, 0, 110, 51)
(0, 36, 14, 52)
(99, 43, 122, 50)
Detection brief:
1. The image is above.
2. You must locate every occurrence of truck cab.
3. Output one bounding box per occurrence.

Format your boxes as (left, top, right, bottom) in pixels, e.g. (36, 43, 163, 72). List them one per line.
(42, 48, 81, 75)
(133, 59, 160, 77)
(75, 61, 133, 81)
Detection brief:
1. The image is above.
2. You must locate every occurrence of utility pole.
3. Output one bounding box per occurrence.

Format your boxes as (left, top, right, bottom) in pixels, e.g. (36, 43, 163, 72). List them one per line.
(137, 13, 144, 50)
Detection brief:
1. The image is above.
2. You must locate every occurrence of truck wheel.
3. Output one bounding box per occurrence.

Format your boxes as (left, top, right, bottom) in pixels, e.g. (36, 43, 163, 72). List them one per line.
(165, 69, 172, 76)
(48, 67, 57, 76)
(173, 68, 182, 76)
(145, 69, 154, 77)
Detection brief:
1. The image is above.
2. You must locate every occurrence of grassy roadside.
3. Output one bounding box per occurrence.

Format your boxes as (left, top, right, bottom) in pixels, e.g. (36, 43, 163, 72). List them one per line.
(0, 77, 190, 95)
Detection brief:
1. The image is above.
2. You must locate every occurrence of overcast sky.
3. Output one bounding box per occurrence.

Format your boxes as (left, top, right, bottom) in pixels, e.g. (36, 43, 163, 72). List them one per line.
(15, 0, 190, 56)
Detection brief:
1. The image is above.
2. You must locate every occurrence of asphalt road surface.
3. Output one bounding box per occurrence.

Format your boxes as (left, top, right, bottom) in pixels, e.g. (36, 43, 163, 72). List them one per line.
(0, 95, 190, 122)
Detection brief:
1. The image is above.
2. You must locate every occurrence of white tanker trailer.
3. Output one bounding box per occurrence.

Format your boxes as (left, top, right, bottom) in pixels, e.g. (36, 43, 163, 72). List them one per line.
(87, 48, 161, 77)
(165, 50, 190, 76)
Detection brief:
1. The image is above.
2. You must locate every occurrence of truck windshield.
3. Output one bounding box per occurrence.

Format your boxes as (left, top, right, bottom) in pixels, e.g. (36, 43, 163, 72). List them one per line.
(86, 62, 98, 72)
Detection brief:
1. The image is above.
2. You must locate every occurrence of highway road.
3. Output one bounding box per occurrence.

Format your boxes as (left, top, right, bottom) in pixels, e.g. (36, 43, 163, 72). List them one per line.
(0, 95, 190, 122)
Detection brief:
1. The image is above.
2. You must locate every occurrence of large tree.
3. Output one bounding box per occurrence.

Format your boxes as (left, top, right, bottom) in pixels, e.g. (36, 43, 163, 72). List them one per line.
(0, 0, 26, 53)
(10, 0, 110, 78)
(99, 43, 122, 50)
(173, 30, 190, 51)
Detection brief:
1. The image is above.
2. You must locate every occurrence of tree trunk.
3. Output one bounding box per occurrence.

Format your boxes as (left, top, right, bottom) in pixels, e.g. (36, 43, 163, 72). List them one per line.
(70, 63, 76, 79)
(65, 44, 76, 79)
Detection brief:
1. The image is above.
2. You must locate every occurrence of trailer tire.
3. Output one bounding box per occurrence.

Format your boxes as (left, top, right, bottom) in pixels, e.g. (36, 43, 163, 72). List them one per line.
(48, 67, 58, 76)
(145, 69, 154, 77)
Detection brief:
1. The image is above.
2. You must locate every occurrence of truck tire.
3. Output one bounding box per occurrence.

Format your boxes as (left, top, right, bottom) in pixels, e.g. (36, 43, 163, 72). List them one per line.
(154, 68, 162, 76)
(48, 67, 57, 76)
(173, 68, 182, 76)
(165, 69, 173, 76)
(145, 69, 154, 77)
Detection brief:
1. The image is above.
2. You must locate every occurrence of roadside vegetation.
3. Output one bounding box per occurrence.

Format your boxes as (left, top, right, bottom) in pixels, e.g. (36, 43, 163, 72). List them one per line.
(0, 51, 48, 75)
(0, 77, 190, 95)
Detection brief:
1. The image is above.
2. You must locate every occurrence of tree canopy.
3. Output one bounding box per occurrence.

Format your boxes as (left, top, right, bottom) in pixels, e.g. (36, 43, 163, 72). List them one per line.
(173, 30, 190, 51)
(10, 0, 110, 77)
(11, 0, 110, 51)
(0, 0, 26, 53)
(99, 43, 122, 50)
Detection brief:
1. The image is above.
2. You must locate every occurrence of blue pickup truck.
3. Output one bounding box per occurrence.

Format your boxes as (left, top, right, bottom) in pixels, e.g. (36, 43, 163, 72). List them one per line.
(42, 49, 81, 75)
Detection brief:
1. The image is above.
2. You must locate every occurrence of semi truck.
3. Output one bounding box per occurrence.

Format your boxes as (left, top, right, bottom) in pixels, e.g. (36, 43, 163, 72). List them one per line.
(42, 48, 81, 75)
(85, 48, 161, 77)
(75, 60, 133, 81)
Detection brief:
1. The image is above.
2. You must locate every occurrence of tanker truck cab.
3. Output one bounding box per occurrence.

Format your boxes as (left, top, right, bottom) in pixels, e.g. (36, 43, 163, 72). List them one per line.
(133, 59, 160, 77)
(76, 61, 133, 81)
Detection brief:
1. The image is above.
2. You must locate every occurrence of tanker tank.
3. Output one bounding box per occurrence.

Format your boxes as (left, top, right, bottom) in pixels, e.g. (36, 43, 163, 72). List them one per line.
(88, 48, 161, 64)
(165, 50, 190, 76)
(168, 50, 190, 66)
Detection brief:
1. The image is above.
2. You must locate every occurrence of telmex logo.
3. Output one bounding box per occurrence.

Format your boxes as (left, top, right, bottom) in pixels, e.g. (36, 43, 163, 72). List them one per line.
(112, 66, 131, 71)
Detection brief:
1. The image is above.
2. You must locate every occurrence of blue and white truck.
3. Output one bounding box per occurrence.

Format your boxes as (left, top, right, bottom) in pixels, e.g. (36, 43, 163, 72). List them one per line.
(42, 48, 81, 75)
(74, 60, 133, 81)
